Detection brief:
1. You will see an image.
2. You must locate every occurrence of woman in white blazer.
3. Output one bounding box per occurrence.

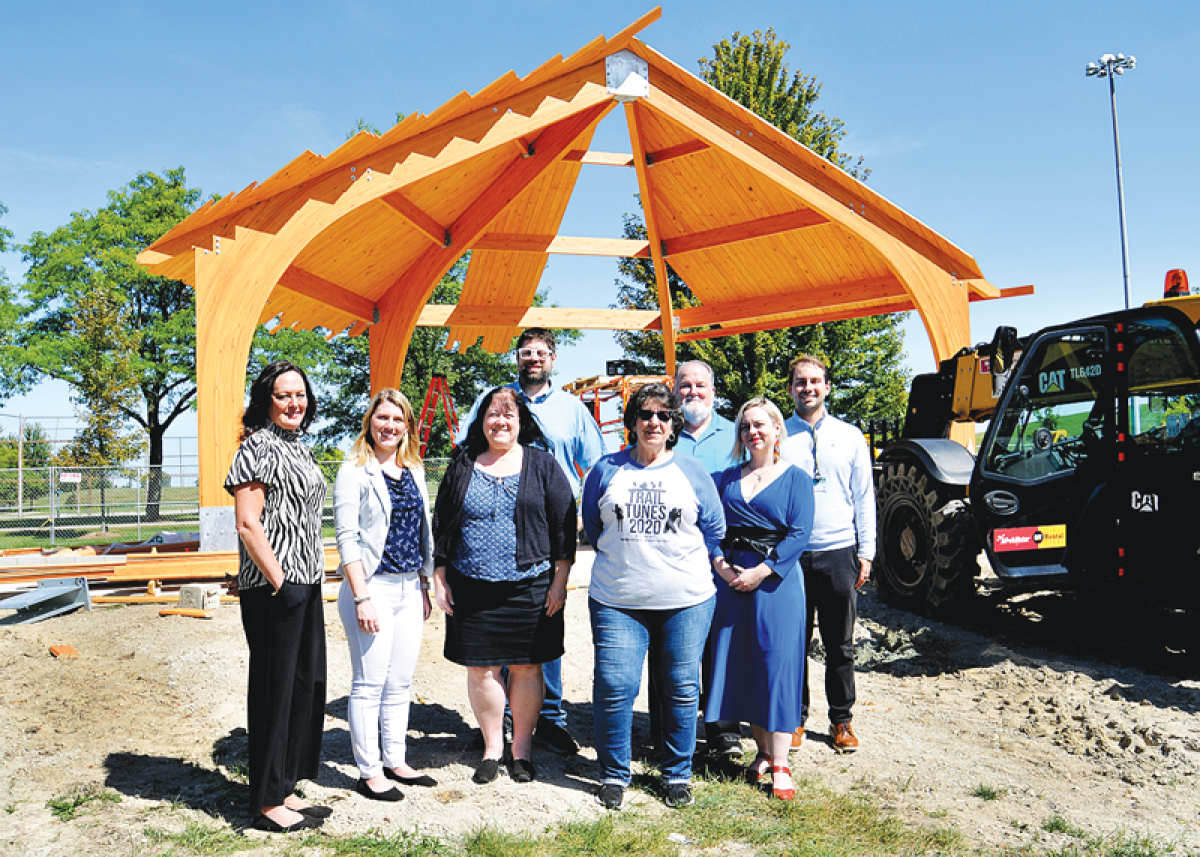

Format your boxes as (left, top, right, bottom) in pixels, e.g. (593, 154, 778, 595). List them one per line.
(333, 388, 436, 801)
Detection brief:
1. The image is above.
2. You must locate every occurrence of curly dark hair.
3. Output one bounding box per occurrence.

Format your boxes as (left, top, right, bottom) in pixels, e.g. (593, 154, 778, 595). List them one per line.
(623, 382, 684, 450)
(460, 387, 548, 458)
(241, 361, 318, 440)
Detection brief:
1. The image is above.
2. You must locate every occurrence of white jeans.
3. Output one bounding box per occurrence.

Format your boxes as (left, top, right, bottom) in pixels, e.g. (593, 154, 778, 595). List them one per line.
(338, 572, 425, 779)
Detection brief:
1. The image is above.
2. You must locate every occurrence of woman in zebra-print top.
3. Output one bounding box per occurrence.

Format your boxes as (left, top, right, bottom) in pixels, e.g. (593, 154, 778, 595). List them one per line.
(225, 361, 330, 833)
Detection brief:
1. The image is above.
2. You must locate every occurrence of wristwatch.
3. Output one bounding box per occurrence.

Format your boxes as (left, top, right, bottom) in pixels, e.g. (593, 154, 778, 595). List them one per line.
(353, 594, 371, 605)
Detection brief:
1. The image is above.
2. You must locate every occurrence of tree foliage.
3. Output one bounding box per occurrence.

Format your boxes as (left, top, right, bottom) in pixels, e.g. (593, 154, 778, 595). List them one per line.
(11, 169, 203, 515)
(0, 201, 20, 401)
(698, 29, 868, 181)
(52, 289, 145, 469)
(614, 29, 907, 426)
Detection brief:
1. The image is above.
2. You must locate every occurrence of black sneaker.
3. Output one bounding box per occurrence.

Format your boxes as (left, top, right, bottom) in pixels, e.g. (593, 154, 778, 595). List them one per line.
(596, 783, 624, 810)
(533, 716, 578, 755)
(664, 783, 694, 808)
(709, 731, 743, 759)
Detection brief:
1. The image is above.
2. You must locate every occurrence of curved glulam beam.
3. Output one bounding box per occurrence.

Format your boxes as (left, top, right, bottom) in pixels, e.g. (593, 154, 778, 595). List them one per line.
(642, 81, 971, 361)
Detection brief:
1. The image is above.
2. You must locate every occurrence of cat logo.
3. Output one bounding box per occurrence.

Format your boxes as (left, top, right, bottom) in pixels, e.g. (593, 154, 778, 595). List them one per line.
(1130, 491, 1159, 512)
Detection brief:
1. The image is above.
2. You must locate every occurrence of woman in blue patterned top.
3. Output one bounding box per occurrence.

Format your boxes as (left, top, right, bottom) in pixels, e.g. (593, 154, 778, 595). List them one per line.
(432, 387, 576, 786)
(225, 361, 329, 833)
(333, 389, 437, 803)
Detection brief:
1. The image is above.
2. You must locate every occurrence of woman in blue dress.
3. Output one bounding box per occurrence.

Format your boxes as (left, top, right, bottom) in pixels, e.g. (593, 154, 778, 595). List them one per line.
(707, 397, 814, 801)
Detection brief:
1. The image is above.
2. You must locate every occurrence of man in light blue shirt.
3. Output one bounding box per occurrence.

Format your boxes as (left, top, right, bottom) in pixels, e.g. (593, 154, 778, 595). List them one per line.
(456, 328, 605, 755)
(674, 360, 738, 477)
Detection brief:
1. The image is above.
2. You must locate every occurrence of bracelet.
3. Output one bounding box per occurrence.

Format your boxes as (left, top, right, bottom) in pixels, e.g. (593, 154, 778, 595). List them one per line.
(354, 594, 371, 605)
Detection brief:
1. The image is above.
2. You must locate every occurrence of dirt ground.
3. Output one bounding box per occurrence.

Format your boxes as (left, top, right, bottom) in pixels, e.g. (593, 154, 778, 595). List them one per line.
(2, 551, 1199, 856)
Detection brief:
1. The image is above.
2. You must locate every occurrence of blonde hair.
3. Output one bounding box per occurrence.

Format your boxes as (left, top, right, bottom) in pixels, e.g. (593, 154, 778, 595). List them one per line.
(348, 388, 422, 470)
(731, 397, 787, 462)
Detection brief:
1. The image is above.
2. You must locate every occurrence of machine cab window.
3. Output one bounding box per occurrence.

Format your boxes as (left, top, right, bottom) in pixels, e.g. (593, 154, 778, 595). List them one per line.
(982, 329, 1107, 480)
(1124, 316, 1200, 451)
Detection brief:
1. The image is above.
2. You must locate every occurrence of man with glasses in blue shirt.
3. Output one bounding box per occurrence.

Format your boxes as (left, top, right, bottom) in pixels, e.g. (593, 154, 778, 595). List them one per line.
(780, 355, 875, 754)
(457, 328, 605, 755)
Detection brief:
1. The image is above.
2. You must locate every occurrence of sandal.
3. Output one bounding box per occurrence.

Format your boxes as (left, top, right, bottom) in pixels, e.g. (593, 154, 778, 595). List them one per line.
(744, 752, 771, 784)
(770, 764, 795, 801)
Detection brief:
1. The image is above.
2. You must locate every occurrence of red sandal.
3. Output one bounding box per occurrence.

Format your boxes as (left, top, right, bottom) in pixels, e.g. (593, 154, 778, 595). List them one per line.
(770, 764, 795, 801)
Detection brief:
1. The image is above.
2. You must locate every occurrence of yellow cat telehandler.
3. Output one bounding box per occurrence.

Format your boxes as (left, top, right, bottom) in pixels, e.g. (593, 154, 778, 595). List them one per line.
(873, 270, 1200, 614)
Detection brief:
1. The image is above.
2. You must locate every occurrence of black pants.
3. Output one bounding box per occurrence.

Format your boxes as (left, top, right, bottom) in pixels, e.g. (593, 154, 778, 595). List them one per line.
(800, 547, 858, 726)
(240, 581, 327, 811)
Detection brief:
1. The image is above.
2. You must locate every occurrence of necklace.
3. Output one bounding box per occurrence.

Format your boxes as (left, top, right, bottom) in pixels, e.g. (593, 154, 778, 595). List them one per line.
(745, 462, 773, 485)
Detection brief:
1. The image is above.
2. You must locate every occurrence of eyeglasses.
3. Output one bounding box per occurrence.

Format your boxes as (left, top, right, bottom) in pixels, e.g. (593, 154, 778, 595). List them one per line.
(517, 348, 553, 360)
(637, 409, 673, 423)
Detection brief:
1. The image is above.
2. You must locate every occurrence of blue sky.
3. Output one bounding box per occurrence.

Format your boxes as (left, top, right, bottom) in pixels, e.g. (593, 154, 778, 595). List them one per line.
(3, 0, 1198, 449)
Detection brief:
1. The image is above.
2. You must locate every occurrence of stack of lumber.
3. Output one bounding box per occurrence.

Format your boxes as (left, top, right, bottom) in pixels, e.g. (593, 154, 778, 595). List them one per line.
(0, 545, 342, 588)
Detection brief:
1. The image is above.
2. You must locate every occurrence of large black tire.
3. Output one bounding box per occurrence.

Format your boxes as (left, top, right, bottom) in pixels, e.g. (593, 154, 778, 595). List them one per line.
(873, 461, 981, 616)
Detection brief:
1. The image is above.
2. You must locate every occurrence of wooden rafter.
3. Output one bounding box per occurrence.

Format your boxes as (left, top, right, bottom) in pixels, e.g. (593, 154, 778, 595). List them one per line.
(679, 297, 915, 342)
(665, 209, 827, 257)
(675, 276, 902, 329)
(625, 100, 677, 375)
(381, 192, 448, 247)
(276, 265, 375, 324)
(472, 234, 649, 257)
(418, 305, 659, 329)
(646, 138, 709, 166)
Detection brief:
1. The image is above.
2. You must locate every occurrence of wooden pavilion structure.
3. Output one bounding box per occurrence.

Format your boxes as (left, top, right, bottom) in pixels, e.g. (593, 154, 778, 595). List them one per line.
(137, 7, 1027, 549)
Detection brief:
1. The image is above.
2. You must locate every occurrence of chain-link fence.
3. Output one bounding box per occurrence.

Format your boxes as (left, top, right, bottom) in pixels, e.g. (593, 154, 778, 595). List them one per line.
(0, 458, 454, 552)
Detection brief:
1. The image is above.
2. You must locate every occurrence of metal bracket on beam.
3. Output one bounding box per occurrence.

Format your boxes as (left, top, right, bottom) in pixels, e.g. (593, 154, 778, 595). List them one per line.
(0, 577, 92, 626)
(373, 306, 380, 324)
(606, 50, 649, 102)
(443, 230, 452, 247)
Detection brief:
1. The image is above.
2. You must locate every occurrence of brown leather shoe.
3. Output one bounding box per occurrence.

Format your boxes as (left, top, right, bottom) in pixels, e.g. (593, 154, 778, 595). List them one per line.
(790, 726, 804, 749)
(831, 722, 859, 753)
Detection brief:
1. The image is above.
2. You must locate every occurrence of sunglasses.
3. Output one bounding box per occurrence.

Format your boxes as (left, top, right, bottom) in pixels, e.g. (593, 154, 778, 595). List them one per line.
(517, 348, 553, 359)
(637, 409, 674, 423)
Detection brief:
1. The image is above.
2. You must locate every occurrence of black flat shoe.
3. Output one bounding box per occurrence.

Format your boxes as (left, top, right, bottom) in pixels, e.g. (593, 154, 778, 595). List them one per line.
(253, 812, 322, 833)
(472, 758, 501, 784)
(384, 769, 438, 787)
(355, 778, 405, 802)
(509, 757, 537, 783)
(295, 804, 333, 819)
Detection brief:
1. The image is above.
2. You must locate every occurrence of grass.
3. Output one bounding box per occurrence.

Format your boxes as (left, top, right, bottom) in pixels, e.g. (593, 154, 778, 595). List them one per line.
(45, 784, 121, 821)
(1044, 815, 1089, 838)
(971, 783, 1005, 801)
(88, 767, 1192, 857)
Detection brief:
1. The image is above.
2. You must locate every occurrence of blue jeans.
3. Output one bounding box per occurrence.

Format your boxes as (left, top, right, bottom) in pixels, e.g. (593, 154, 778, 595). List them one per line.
(501, 657, 565, 725)
(540, 657, 565, 724)
(590, 595, 716, 786)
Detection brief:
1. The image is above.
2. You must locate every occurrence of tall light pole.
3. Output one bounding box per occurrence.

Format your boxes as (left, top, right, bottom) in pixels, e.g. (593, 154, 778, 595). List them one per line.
(1085, 53, 1136, 309)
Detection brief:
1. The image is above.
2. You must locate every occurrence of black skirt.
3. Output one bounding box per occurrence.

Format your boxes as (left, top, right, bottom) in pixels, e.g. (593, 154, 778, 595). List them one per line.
(443, 565, 565, 667)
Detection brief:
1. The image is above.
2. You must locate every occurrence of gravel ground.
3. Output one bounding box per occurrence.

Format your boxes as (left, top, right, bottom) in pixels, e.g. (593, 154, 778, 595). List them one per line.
(1, 549, 1198, 855)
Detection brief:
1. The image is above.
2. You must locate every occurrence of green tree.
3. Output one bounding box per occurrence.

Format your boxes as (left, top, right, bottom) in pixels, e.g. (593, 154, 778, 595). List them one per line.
(14, 169, 203, 517)
(0, 422, 53, 505)
(0, 201, 22, 402)
(52, 289, 145, 533)
(614, 29, 908, 426)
